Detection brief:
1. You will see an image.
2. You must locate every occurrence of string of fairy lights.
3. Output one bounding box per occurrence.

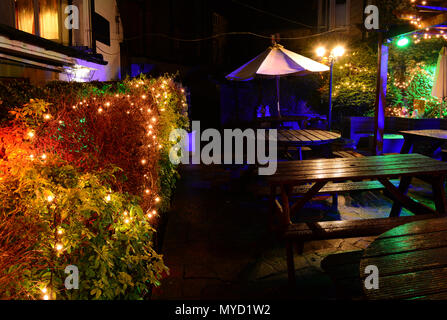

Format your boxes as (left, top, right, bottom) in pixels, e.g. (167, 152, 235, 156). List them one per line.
(23, 78, 187, 300)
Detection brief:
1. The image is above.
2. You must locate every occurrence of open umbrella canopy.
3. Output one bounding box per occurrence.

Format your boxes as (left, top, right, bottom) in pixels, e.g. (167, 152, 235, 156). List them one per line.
(432, 47, 447, 100)
(226, 44, 329, 81)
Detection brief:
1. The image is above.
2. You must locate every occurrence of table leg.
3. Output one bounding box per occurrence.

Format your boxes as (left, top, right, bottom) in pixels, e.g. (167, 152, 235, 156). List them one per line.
(280, 185, 292, 225)
(380, 178, 437, 216)
(290, 181, 327, 216)
(432, 176, 447, 216)
(427, 141, 445, 158)
(389, 177, 412, 217)
(400, 137, 413, 154)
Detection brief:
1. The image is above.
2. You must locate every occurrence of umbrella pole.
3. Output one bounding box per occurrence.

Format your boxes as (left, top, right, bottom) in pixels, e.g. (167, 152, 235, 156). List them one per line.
(276, 76, 281, 118)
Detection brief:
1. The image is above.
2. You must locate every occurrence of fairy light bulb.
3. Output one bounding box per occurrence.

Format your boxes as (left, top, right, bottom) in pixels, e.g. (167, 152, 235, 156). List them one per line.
(47, 195, 54, 203)
(56, 244, 63, 251)
(155, 197, 161, 203)
(124, 218, 130, 224)
(27, 131, 35, 139)
(105, 194, 111, 202)
(123, 211, 128, 216)
(41, 154, 47, 160)
(142, 95, 147, 99)
(98, 108, 103, 113)
(141, 159, 147, 165)
(105, 102, 111, 107)
(145, 189, 150, 194)
(43, 294, 49, 300)
(57, 229, 64, 235)
(43, 114, 51, 120)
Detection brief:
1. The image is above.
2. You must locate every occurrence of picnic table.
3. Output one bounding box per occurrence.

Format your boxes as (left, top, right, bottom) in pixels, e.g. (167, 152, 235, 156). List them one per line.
(268, 153, 447, 227)
(254, 116, 327, 129)
(360, 217, 447, 300)
(400, 129, 447, 156)
(269, 153, 447, 286)
(275, 129, 341, 160)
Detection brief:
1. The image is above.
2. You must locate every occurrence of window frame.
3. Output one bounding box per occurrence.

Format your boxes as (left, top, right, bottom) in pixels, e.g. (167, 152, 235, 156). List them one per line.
(15, 0, 72, 45)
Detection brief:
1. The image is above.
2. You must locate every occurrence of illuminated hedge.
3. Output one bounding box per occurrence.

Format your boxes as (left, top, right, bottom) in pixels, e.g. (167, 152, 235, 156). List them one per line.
(0, 76, 189, 299)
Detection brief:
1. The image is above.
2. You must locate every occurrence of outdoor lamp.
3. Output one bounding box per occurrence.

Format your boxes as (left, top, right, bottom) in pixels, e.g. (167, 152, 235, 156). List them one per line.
(332, 46, 346, 58)
(316, 47, 326, 57)
(315, 45, 346, 130)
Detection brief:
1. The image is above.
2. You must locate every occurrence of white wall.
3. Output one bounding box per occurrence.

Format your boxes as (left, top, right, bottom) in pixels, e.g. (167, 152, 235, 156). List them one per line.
(93, 0, 123, 81)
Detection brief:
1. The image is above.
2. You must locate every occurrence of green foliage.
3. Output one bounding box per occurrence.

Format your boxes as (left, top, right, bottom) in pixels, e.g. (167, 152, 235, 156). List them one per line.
(1, 153, 167, 300)
(388, 39, 445, 118)
(0, 75, 189, 300)
(319, 41, 378, 118)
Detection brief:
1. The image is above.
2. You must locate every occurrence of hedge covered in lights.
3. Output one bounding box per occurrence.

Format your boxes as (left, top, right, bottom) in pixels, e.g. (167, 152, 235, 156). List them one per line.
(0, 76, 189, 299)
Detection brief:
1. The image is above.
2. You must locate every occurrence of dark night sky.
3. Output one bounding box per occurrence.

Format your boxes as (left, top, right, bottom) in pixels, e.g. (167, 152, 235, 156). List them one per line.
(211, 0, 318, 33)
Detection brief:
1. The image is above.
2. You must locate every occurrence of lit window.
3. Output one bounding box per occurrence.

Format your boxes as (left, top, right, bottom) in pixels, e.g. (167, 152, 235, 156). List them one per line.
(38, 0, 59, 40)
(15, 0, 61, 40)
(15, 0, 35, 35)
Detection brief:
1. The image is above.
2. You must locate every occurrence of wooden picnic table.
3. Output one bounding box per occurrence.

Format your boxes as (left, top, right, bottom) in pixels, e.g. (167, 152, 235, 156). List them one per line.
(360, 217, 447, 300)
(400, 129, 447, 155)
(268, 153, 447, 226)
(274, 129, 341, 160)
(254, 116, 327, 129)
(276, 129, 341, 147)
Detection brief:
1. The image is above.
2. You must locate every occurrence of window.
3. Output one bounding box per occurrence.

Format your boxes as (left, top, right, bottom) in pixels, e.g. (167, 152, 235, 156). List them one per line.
(15, 0, 35, 35)
(38, 0, 59, 40)
(14, 0, 69, 43)
(93, 12, 110, 46)
(335, 0, 347, 27)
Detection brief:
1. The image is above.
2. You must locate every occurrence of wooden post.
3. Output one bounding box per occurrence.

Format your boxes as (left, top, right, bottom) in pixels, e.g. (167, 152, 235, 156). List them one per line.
(373, 33, 388, 155)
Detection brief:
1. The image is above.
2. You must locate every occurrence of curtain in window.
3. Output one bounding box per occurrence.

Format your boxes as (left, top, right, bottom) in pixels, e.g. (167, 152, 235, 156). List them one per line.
(15, 0, 35, 34)
(39, 0, 59, 40)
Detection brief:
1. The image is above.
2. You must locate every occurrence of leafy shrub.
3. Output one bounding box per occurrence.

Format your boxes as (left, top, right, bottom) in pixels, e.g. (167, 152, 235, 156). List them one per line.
(0, 76, 188, 299)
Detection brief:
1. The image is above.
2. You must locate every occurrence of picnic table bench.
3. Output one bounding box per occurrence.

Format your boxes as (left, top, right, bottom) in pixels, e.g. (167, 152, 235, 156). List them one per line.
(267, 153, 447, 287)
(360, 217, 447, 300)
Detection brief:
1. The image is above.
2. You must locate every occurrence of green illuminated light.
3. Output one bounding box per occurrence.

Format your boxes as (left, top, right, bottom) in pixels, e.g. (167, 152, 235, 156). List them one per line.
(397, 37, 410, 47)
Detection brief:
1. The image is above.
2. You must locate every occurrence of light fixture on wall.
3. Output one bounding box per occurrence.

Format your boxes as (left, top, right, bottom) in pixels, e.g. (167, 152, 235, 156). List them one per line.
(64, 65, 96, 82)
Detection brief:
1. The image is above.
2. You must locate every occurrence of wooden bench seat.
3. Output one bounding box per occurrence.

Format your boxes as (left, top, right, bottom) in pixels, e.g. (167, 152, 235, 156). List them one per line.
(284, 214, 439, 287)
(284, 214, 435, 242)
(270, 180, 400, 196)
(332, 150, 364, 158)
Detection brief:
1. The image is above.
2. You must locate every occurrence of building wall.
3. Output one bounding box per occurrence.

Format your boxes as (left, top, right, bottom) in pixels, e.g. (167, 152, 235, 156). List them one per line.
(0, 0, 122, 83)
(91, 0, 123, 81)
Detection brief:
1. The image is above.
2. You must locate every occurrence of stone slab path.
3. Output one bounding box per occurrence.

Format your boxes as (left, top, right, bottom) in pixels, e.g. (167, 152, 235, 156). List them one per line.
(152, 164, 441, 300)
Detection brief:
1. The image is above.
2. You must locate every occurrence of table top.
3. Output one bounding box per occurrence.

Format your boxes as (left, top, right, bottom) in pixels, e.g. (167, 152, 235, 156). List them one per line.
(400, 129, 447, 140)
(255, 116, 326, 122)
(275, 129, 341, 146)
(268, 153, 447, 185)
(360, 217, 447, 300)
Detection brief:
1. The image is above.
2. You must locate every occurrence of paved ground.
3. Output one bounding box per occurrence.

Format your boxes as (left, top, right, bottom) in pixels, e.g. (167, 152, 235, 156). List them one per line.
(152, 163, 440, 300)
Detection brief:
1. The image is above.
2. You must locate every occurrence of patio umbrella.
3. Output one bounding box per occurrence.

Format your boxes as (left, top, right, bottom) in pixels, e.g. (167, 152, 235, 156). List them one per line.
(432, 47, 447, 117)
(226, 43, 329, 117)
